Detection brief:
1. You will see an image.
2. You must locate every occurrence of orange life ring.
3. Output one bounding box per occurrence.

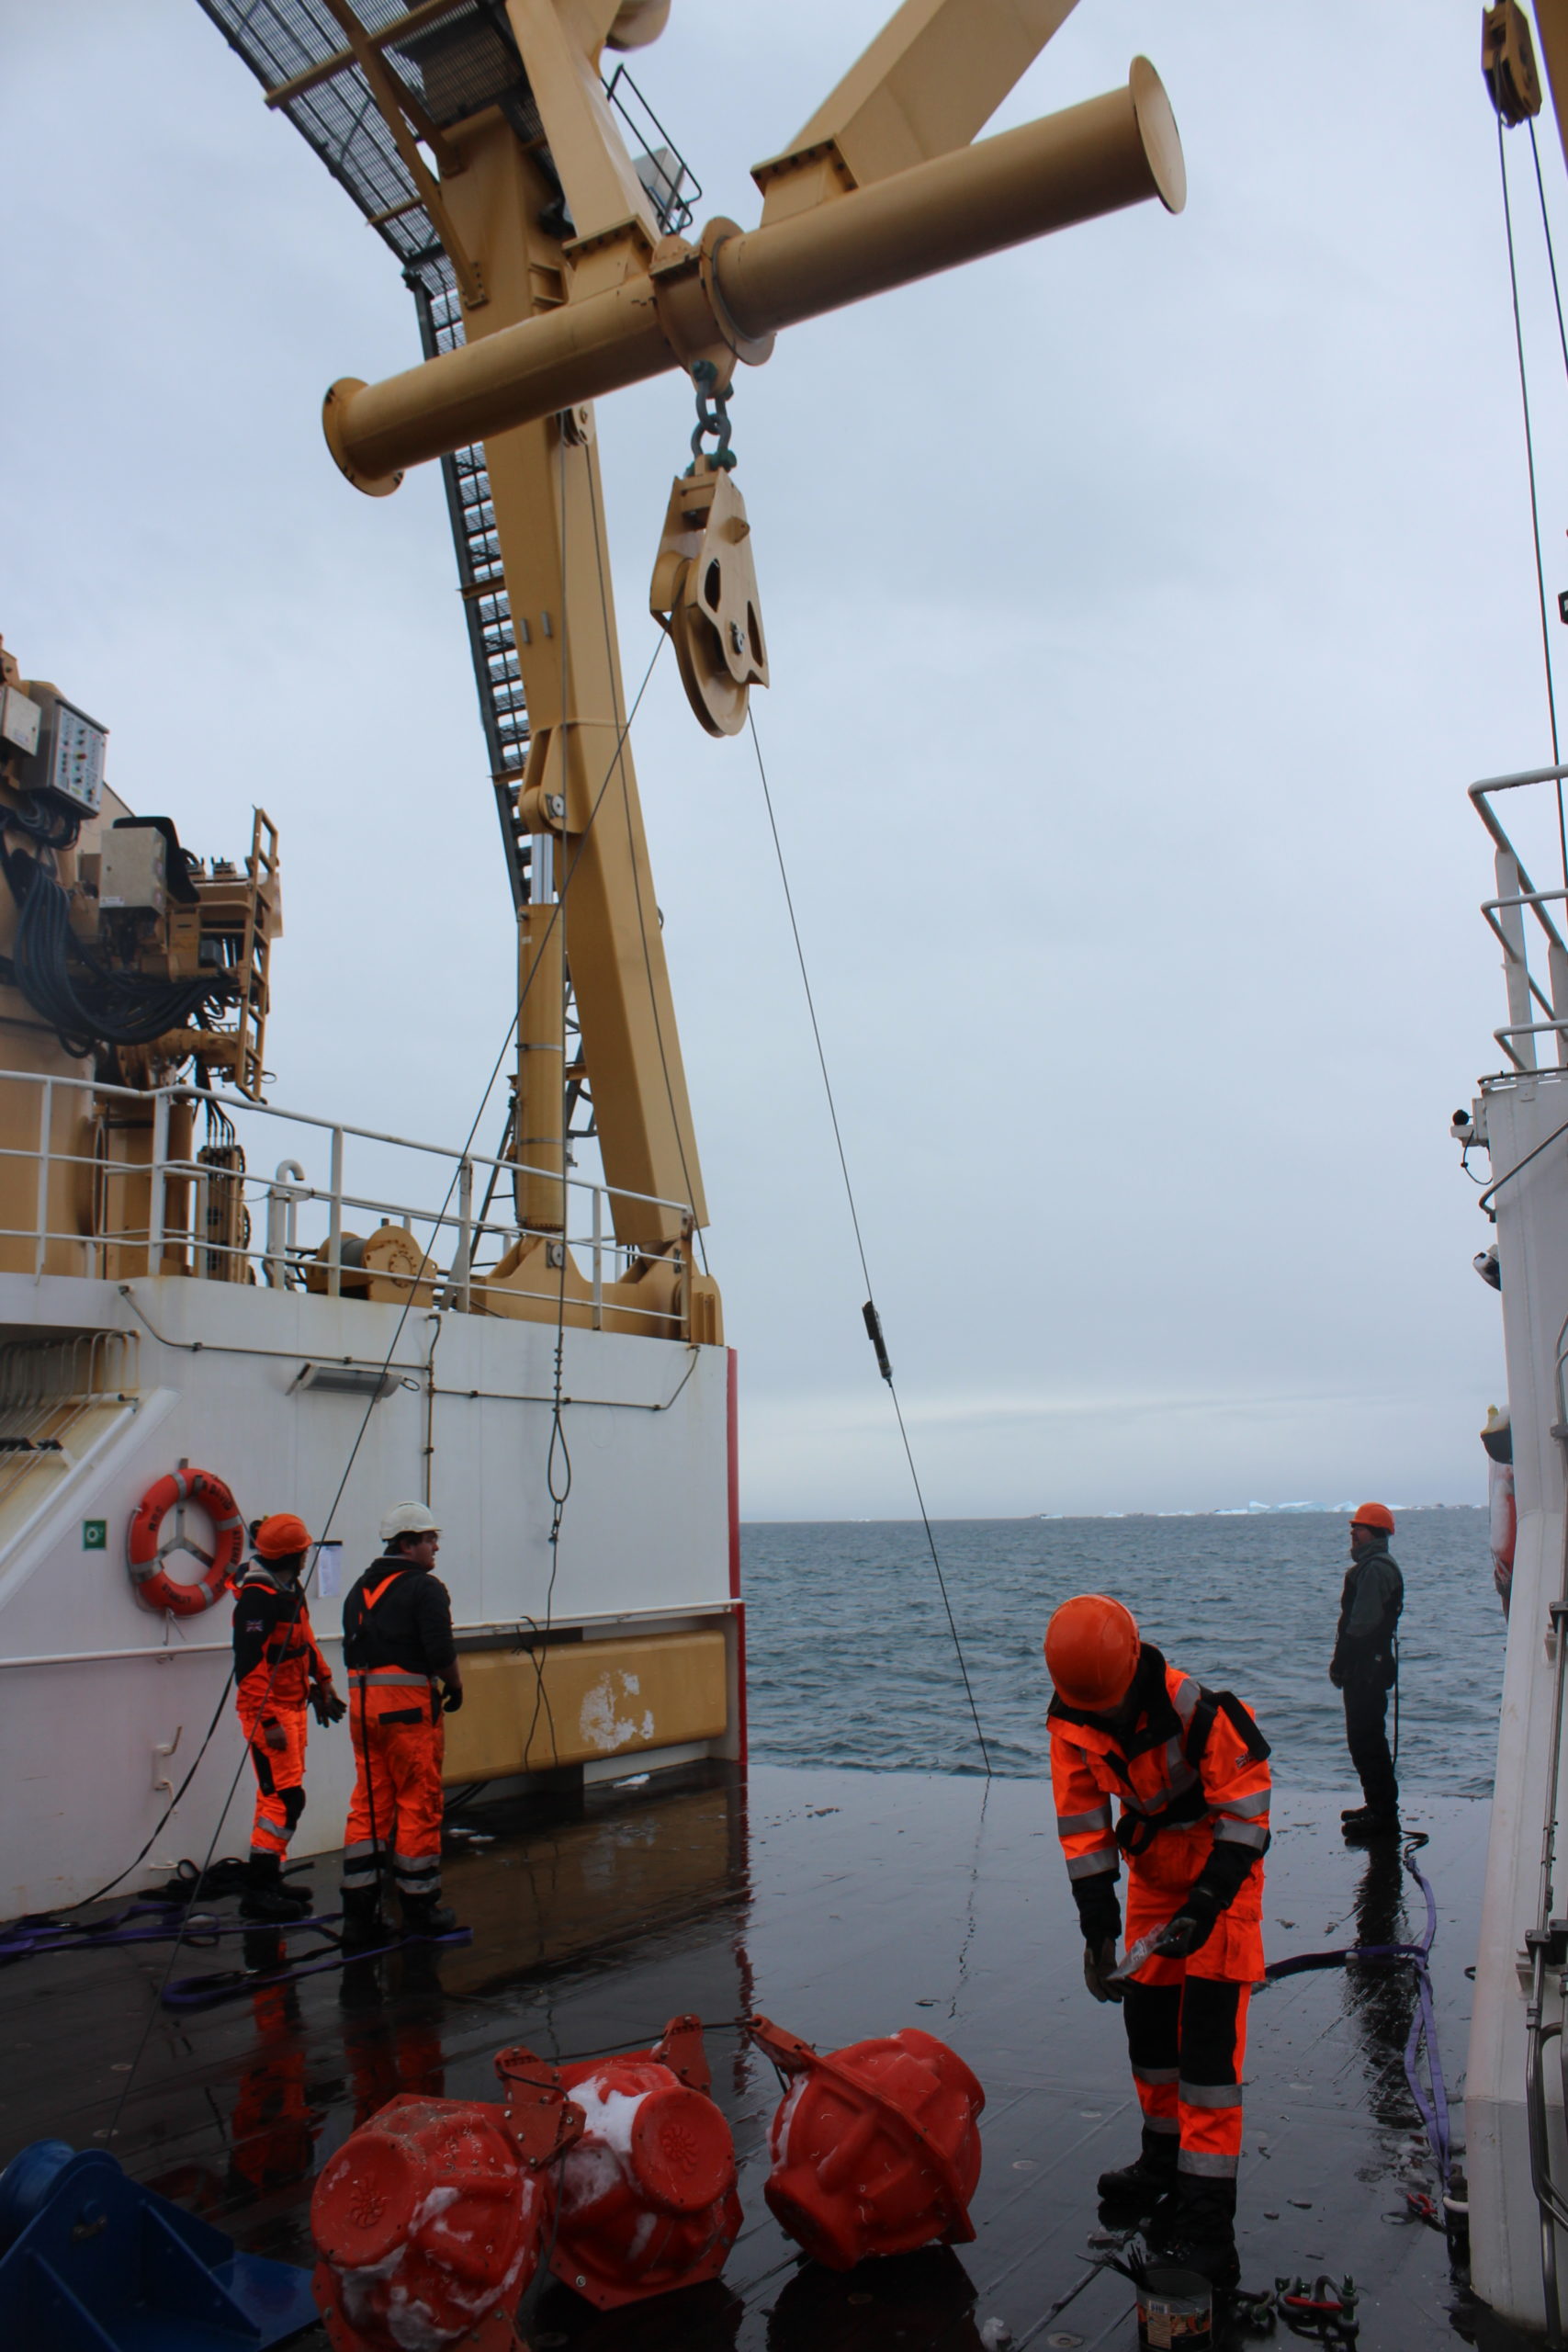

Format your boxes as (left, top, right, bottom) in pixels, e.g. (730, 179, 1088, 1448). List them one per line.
(127, 1466, 245, 1616)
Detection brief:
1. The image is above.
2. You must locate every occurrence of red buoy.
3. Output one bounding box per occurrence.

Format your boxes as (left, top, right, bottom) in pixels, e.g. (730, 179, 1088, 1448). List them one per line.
(552, 2017, 740, 2309)
(748, 2014, 986, 2268)
(310, 2095, 555, 2352)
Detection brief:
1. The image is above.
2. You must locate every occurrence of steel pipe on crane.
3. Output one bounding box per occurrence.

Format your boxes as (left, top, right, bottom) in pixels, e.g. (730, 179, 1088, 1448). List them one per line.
(323, 58, 1183, 493)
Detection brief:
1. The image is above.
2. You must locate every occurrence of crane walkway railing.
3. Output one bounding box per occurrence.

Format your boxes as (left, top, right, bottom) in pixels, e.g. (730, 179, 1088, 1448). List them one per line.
(0, 1069, 693, 1334)
(1472, 764, 1568, 1070)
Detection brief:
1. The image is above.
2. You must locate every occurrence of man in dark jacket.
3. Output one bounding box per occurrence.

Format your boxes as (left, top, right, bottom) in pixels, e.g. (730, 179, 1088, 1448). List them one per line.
(1330, 1503, 1404, 1838)
(339, 1500, 465, 1946)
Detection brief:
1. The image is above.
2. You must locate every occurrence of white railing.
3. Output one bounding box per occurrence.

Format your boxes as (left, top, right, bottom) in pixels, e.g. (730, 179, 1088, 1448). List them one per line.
(1472, 765, 1568, 1071)
(0, 1069, 694, 1332)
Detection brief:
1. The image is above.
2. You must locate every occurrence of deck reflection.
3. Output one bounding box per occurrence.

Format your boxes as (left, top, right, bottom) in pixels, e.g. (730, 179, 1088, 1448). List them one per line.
(0, 1766, 1523, 2349)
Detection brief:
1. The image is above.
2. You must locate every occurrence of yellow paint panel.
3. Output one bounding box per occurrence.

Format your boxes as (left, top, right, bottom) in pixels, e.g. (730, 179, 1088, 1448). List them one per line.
(442, 1629, 728, 1783)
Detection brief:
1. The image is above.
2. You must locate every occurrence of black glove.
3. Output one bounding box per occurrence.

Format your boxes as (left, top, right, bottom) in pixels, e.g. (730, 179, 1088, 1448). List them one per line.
(1156, 1888, 1221, 1958)
(310, 1682, 346, 1726)
(1084, 1937, 1124, 2004)
(1071, 1878, 1122, 1951)
(442, 1684, 464, 1713)
(1328, 1658, 1343, 1689)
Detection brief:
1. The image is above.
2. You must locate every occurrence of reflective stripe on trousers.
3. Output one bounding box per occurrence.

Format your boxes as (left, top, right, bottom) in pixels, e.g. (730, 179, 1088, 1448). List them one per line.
(240, 1701, 309, 1859)
(1122, 1974, 1249, 2179)
(343, 1705, 445, 1895)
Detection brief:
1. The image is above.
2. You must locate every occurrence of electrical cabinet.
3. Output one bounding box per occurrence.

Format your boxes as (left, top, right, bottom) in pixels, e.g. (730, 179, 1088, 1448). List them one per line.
(99, 823, 166, 915)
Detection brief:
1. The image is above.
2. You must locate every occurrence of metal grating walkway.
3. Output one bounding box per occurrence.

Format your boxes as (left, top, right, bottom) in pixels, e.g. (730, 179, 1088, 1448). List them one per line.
(197, 2, 698, 916)
(412, 270, 534, 908)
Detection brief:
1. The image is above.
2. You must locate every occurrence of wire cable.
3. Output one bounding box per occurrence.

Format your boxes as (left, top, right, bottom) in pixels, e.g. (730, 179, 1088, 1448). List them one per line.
(519, 424, 576, 1779)
(745, 706, 991, 1775)
(1529, 112, 1568, 890)
(1496, 97, 1567, 883)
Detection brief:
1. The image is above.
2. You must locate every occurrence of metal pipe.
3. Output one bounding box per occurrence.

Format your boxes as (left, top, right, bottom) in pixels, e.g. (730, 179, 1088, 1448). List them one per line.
(716, 62, 1182, 341)
(455, 1157, 474, 1314)
(32, 1080, 51, 1285)
(146, 1089, 168, 1278)
(323, 60, 1183, 489)
(326, 1126, 344, 1300)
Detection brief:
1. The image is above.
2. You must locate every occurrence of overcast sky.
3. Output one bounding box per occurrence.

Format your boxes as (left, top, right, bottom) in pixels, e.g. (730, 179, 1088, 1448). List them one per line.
(5, 2, 1560, 1516)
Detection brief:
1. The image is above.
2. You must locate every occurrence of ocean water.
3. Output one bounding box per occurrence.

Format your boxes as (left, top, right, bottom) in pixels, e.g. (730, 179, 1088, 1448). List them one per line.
(740, 1508, 1505, 1798)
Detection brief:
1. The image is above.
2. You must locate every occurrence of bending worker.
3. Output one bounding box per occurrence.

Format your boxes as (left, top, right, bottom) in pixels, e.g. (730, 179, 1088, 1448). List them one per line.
(232, 1513, 345, 1923)
(340, 1501, 464, 1947)
(1045, 1593, 1271, 2293)
(1330, 1503, 1404, 1839)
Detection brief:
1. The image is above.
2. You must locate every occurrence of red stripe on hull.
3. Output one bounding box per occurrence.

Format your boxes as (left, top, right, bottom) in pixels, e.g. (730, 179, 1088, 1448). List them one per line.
(728, 1346, 747, 1770)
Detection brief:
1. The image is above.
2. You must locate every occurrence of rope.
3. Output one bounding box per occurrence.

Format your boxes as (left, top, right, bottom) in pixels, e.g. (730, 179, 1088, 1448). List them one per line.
(1495, 93, 1567, 882)
(745, 706, 991, 1775)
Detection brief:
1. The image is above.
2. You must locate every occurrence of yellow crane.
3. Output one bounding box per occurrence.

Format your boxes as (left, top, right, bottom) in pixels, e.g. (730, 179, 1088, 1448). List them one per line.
(196, 0, 1183, 1340)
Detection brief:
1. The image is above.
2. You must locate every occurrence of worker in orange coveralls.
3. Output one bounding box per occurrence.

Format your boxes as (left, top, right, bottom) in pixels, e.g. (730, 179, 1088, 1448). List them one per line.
(1045, 1593, 1271, 2292)
(232, 1513, 345, 1923)
(339, 1501, 464, 1950)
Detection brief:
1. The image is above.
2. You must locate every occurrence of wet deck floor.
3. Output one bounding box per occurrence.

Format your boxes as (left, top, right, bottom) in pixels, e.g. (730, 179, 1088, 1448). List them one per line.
(0, 1766, 1526, 2349)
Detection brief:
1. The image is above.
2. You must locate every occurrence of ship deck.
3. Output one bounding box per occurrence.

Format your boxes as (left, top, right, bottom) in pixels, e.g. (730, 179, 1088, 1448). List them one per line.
(0, 1765, 1524, 2350)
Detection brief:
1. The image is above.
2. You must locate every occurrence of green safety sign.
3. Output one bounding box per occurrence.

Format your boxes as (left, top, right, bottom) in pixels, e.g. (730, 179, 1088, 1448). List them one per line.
(82, 1520, 107, 1551)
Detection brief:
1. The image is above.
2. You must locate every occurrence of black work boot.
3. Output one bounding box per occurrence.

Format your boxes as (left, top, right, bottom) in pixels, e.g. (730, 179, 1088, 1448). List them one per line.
(239, 1853, 313, 1922)
(399, 1888, 460, 1938)
(1098, 2127, 1179, 2211)
(1343, 1809, 1400, 1843)
(339, 1884, 386, 1954)
(1147, 2178, 1240, 2293)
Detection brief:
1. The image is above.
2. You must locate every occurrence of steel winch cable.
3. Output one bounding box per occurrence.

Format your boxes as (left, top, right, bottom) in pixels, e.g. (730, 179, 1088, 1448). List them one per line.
(1495, 91, 1568, 887)
(519, 427, 577, 1780)
(97, 625, 673, 2148)
(744, 706, 992, 1776)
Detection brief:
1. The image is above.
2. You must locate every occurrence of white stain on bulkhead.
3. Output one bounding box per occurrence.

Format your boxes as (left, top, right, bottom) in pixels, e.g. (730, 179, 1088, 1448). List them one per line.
(581, 1669, 656, 1752)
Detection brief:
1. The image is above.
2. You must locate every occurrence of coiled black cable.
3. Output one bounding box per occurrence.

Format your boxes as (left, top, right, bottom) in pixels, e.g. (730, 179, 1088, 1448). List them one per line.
(0, 821, 236, 1053)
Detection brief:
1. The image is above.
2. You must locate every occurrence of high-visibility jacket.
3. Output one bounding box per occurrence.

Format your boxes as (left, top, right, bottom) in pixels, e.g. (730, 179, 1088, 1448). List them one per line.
(232, 1564, 332, 1724)
(1049, 1645, 1270, 1984)
(342, 1557, 457, 1683)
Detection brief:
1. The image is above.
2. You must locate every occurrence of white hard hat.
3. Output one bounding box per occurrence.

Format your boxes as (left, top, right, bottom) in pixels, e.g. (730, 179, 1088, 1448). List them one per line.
(380, 1500, 439, 1541)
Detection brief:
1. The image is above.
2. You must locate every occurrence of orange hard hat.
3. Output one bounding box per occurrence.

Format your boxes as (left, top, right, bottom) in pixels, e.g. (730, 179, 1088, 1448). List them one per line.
(1350, 1502, 1395, 1535)
(1043, 1593, 1141, 1713)
(254, 1511, 312, 1558)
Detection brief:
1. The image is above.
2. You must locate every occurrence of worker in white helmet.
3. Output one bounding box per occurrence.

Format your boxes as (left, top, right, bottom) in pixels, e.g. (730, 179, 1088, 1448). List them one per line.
(338, 1501, 464, 1949)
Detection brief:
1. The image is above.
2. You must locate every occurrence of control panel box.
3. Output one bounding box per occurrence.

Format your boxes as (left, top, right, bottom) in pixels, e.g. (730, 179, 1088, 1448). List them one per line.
(99, 823, 167, 916)
(40, 696, 107, 815)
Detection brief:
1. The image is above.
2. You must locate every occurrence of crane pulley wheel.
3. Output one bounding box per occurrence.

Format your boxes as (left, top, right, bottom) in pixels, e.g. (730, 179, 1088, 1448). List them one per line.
(649, 460, 769, 738)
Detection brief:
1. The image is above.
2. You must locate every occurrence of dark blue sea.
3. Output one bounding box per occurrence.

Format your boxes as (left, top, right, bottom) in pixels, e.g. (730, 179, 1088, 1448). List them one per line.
(740, 1508, 1503, 1798)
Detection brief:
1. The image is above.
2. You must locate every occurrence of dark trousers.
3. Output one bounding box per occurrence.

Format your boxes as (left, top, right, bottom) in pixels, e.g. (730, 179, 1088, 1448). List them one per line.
(1343, 1675, 1397, 1815)
(1122, 1975, 1246, 2215)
